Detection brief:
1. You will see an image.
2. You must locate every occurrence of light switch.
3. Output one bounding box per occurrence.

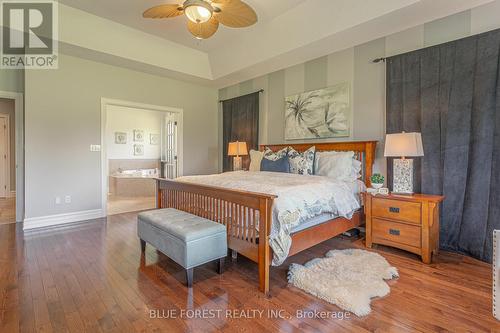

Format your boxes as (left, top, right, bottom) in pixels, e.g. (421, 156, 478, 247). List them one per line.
(90, 144, 101, 152)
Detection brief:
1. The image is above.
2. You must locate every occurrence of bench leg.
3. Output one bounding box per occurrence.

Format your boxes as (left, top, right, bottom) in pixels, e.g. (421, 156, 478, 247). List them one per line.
(140, 239, 146, 253)
(216, 258, 224, 274)
(186, 268, 193, 288)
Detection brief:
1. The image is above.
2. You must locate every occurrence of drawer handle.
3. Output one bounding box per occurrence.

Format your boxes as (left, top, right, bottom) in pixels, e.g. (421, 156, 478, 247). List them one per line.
(389, 207, 400, 213)
(389, 229, 400, 236)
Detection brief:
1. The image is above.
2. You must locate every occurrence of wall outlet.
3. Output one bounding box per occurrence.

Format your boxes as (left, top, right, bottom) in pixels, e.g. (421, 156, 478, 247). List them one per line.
(55, 196, 61, 205)
(65, 195, 71, 204)
(90, 144, 101, 152)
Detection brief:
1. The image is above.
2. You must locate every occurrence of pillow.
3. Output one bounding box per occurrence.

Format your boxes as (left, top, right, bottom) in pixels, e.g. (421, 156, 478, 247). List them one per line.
(288, 146, 316, 175)
(315, 151, 358, 181)
(263, 147, 288, 161)
(260, 155, 290, 173)
(352, 158, 362, 180)
(249, 150, 264, 172)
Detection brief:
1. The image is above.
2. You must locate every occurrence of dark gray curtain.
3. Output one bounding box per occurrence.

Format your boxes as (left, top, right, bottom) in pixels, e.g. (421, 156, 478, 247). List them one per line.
(222, 92, 259, 172)
(386, 28, 500, 262)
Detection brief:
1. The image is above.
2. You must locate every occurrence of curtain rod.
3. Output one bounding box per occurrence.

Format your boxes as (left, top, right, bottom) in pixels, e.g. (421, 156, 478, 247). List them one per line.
(219, 89, 264, 103)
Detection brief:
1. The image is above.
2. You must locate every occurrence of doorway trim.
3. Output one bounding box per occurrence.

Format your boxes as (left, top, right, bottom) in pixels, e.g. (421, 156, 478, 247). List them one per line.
(100, 98, 184, 217)
(0, 114, 10, 198)
(0, 90, 24, 222)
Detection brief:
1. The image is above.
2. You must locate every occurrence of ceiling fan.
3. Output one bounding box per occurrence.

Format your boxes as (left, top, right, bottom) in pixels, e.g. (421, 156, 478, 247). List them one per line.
(143, 0, 258, 40)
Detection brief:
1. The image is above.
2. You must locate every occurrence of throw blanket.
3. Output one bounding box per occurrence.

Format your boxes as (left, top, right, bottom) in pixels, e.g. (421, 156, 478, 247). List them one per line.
(176, 171, 360, 265)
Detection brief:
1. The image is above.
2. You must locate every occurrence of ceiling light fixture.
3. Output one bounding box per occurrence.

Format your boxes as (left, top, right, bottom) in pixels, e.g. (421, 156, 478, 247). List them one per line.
(143, 0, 258, 40)
(184, 0, 213, 23)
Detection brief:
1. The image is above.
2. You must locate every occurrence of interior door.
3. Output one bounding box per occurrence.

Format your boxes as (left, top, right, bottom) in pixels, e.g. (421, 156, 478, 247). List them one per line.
(161, 112, 178, 179)
(0, 117, 6, 197)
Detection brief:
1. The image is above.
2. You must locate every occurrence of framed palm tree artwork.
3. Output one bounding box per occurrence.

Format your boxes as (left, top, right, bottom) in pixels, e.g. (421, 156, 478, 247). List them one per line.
(284, 82, 350, 140)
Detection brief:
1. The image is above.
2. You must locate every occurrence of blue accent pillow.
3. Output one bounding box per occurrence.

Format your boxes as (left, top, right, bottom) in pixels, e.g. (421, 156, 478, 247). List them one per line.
(260, 156, 290, 173)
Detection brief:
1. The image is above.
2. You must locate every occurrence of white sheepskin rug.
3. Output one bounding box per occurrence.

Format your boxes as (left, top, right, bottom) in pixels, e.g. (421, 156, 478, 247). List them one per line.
(288, 249, 399, 317)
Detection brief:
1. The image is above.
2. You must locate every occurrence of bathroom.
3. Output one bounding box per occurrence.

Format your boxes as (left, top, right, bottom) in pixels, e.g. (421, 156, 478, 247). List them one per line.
(105, 104, 178, 215)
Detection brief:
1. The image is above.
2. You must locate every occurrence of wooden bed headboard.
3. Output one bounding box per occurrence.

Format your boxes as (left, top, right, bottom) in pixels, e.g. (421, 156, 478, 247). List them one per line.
(259, 141, 377, 187)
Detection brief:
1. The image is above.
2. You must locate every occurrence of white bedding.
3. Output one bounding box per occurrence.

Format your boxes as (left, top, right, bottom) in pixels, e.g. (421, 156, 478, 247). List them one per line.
(292, 179, 365, 233)
(176, 171, 362, 266)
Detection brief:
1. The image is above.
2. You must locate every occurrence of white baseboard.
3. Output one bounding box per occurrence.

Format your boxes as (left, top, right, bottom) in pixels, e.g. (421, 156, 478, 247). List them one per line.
(23, 209, 105, 230)
(494, 230, 499, 320)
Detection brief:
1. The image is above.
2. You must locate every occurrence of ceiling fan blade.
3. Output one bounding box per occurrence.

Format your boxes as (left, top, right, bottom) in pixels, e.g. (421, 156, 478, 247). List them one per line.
(187, 17, 219, 39)
(213, 0, 257, 28)
(143, 4, 184, 19)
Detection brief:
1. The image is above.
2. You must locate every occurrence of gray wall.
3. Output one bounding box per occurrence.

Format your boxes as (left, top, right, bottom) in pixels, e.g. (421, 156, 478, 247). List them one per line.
(0, 98, 15, 190)
(25, 54, 218, 219)
(8, 0, 500, 221)
(219, 40, 386, 173)
(0, 69, 24, 93)
(219, 4, 500, 175)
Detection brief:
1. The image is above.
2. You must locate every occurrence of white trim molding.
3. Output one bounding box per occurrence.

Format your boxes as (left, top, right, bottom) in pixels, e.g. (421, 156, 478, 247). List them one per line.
(23, 209, 105, 230)
(100, 98, 184, 217)
(494, 230, 499, 320)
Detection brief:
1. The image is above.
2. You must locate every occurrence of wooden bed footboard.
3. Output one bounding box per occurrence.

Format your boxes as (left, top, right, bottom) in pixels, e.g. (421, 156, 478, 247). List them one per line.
(156, 179, 276, 294)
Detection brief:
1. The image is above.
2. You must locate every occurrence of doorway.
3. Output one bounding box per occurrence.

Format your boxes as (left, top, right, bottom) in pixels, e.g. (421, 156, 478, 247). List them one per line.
(0, 92, 23, 224)
(0, 98, 15, 224)
(101, 98, 183, 216)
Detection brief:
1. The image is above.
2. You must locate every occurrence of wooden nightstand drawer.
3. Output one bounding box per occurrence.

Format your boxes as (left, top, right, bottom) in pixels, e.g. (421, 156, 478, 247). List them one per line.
(372, 218, 421, 248)
(365, 192, 444, 264)
(372, 198, 421, 224)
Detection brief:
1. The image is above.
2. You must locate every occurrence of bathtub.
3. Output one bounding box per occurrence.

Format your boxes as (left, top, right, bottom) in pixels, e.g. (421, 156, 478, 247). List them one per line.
(113, 168, 158, 178)
(109, 168, 159, 197)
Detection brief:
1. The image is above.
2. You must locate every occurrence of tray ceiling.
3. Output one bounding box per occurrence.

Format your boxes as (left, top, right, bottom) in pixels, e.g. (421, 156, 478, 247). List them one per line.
(56, 0, 494, 86)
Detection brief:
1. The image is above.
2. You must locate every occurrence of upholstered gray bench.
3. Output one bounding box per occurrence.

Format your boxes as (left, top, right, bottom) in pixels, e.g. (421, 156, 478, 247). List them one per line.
(137, 208, 227, 287)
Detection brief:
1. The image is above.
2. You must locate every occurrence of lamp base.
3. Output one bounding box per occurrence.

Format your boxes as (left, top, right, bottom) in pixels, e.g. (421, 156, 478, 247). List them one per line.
(392, 158, 414, 194)
(233, 156, 242, 171)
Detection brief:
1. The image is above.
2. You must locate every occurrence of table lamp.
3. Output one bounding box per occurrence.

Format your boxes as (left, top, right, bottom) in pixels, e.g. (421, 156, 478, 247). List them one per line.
(384, 132, 424, 194)
(228, 141, 248, 171)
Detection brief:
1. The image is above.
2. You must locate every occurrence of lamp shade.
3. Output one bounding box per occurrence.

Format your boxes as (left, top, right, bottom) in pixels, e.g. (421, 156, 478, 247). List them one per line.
(384, 132, 424, 158)
(228, 141, 248, 156)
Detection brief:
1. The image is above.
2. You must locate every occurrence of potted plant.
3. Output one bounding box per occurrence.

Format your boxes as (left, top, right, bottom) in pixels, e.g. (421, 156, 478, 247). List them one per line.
(371, 173, 385, 189)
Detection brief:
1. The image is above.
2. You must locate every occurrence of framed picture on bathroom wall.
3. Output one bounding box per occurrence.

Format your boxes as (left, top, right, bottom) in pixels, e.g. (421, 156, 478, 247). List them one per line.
(133, 130, 144, 142)
(114, 132, 127, 144)
(150, 134, 160, 145)
(134, 144, 144, 156)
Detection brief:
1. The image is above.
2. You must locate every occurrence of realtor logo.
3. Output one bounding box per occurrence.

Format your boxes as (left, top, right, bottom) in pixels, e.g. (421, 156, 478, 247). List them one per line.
(1, 0, 58, 69)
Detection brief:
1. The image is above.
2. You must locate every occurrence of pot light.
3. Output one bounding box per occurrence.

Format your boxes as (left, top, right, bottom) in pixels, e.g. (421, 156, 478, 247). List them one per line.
(184, 0, 213, 23)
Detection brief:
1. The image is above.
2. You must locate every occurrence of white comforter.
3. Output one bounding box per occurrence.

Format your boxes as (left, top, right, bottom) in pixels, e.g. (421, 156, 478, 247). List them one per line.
(176, 171, 361, 265)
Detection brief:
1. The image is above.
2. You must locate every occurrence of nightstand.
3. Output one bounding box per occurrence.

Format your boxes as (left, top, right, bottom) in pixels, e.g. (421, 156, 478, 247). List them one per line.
(364, 193, 445, 264)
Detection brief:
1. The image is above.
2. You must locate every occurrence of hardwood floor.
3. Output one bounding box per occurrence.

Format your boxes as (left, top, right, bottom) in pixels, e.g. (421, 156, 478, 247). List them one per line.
(0, 197, 15, 225)
(0, 212, 498, 332)
(107, 196, 156, 216)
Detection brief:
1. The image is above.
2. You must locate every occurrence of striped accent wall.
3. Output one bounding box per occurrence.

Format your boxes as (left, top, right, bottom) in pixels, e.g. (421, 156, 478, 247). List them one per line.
(218, 3, 500, 174)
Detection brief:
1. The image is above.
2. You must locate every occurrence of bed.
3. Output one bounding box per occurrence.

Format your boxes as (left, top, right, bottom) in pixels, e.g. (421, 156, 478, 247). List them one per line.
(155, 141, 377, 295)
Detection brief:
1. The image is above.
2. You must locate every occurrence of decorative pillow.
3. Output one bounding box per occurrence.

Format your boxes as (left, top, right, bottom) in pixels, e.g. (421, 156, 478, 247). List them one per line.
(315, 151, 358, 181)
(249, 150, 264, 172)
(263, 147, 288, 161)
(260, 155, 290, 173)
(288, 146, 316, 175)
